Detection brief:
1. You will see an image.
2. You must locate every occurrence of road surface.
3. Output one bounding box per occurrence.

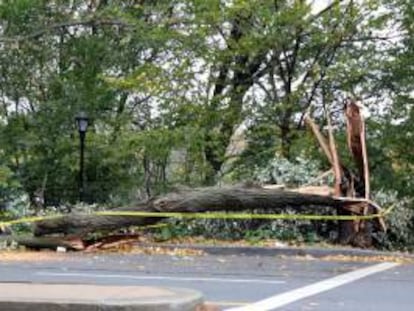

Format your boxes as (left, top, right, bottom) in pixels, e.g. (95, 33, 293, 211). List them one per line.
(0, 250, 412, 310)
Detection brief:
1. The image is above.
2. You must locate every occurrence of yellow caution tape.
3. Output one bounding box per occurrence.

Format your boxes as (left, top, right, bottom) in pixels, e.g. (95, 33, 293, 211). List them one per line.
(0, 215, 64, 226)
(0, 203, 396, 227)
(95, 210, 383, 221)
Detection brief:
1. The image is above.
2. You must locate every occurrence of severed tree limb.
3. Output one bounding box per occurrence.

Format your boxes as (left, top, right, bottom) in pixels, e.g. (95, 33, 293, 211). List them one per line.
(360, 113, 370, 201)
(345, 99, 365, 188)
(304, 114, 333, 165)
(306, 106, 378, 244)
(305, 113, 361, 194)
(359, 105, 385, 230)
(325, 106, 363, 244)
(290, 185, 334, 197)
(325, 108, 343, 196)
(344, 99, 381, 231)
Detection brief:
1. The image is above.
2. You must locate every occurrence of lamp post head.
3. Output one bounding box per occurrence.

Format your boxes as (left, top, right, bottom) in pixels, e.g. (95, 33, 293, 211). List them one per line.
(75, 111, 89, 133)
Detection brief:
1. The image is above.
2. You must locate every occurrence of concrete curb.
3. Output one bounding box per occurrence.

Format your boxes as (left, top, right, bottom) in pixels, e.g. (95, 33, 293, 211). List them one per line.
(138, 243, 414, 259)
(0, 283, 204, 311)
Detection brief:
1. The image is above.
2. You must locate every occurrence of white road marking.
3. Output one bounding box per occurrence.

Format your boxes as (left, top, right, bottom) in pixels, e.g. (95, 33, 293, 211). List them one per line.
(225, 262, 400, 311)
(35, 271, 285, 284)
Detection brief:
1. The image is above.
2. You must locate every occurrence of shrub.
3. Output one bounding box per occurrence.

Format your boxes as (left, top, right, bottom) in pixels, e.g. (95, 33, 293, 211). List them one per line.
(161, 155, 334, 243)
(371, 191, 414, 251)
(255, 155, 326, 186)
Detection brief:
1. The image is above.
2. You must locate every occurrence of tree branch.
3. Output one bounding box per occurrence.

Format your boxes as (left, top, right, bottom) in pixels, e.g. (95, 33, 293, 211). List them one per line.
(0, 19, 132, 42)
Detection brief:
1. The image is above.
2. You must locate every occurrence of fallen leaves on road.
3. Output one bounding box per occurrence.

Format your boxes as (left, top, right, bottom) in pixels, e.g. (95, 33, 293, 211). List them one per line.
(0, 244, 205, 261)
(318, 254, 414, 264)
(129, 246, 205, 257)
(151, 236, 293, 248)
(276, 252, 414, 264)
(0, 250, 67, 261)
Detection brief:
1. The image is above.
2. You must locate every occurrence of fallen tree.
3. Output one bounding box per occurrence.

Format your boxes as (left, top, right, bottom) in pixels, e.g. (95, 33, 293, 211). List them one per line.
(33, 186, 374, 236)
(8, 97, 383, 250)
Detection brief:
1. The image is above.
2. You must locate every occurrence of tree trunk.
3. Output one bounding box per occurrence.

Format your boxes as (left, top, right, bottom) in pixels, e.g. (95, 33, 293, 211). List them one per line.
(33, 185, 364, 237)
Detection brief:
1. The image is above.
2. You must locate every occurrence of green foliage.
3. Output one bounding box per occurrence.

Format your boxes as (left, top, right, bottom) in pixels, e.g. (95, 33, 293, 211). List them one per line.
(254, 155, 324, 186)
(0, 0, 189, 205)
(372, 191, 414, 251)
(0, 163, 28, 223)
(158, 156, 334, 244)
(0, 0, 412, 250)
(0, 165, 21, 203)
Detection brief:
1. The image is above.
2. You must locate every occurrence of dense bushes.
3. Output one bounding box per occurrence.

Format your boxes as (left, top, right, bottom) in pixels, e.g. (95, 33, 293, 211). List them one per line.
(153, 156, 414, 251)
(1, 153, 413, 251)
(372, 191, 414, 251)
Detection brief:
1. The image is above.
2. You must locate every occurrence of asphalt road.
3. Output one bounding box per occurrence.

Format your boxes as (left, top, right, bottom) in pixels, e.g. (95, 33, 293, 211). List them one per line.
(0, 250, 413, 310)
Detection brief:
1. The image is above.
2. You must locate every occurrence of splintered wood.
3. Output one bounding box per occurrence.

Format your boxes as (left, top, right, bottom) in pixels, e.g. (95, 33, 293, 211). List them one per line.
(305, 97, 385, 246)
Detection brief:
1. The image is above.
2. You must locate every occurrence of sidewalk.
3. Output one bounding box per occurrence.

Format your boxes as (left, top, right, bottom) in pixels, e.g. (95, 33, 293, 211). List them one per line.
(0, 283, 204, 311)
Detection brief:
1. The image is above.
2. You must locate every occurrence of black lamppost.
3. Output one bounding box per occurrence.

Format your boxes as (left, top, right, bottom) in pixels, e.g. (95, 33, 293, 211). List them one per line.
(75, 112, 89, 202)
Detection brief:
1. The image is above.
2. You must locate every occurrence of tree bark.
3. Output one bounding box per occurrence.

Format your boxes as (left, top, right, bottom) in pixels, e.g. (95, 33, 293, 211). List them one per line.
(305, 112, 368, 245)
(33, 185, 364, 237)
